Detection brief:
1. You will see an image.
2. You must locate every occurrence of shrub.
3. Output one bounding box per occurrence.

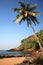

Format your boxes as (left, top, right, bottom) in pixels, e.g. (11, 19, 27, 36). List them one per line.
(33, 56, 43, 65)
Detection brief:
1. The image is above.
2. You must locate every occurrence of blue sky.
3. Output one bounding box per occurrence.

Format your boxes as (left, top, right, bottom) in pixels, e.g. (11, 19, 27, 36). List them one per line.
(0, 0, 43, 50)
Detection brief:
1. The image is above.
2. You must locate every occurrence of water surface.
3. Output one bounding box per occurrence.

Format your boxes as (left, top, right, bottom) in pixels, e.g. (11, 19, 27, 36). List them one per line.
(0, 50, 30, 58)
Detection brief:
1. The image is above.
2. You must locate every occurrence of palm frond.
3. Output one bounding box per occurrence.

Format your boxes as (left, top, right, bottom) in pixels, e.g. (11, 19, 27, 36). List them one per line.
(28, 11, 36, 16)
(26, 18, 32, 26)
(12, 8, 21, 12)
(29, 4, 37, 11)
(15, 15, 23, 23)
(28, 11, 40, 16)
(18, 18, 23, 24)
(32, 16, 40, 24)
(30, 16, 36, 25)
(12, 8, 19, 11)
(19, 2, 25, 8)
(33, 12, 40, 15)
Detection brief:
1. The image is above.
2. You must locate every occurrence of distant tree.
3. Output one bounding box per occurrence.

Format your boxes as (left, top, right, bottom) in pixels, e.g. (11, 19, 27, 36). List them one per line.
(12, 1, 42, 50)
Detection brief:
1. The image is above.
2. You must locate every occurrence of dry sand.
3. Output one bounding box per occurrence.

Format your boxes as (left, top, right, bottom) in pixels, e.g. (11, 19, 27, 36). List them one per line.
(0, 57, 25, 65)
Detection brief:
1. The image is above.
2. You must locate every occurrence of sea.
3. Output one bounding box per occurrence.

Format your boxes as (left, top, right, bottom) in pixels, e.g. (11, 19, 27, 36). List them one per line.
(0, 50, 30, 58)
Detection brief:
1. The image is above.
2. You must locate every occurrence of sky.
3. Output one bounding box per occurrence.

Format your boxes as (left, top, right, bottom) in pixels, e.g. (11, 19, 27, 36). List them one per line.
(0, 0, 43, 50)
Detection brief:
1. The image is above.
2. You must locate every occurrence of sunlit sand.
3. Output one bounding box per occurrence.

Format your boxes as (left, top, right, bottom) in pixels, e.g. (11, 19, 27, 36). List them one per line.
(0, 57, 25, 65)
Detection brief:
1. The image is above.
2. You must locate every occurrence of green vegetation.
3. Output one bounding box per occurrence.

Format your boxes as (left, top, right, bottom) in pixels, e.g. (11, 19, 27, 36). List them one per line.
(18, 29, 43, 50)
(33, 53, 43, 65)
(33, 57, 43, 65)
(37, 30, 43, 47)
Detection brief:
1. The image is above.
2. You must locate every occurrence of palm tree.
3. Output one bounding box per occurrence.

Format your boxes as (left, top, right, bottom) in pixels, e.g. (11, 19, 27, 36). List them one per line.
(12, 2, 42, 50)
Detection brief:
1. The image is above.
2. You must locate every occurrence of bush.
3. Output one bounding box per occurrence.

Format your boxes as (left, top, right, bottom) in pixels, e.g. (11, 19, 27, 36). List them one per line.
(33, 56, 43, 65)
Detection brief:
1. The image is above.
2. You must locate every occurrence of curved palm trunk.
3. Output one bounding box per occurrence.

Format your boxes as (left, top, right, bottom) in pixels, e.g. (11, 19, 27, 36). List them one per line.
(30, 25, 42, 51)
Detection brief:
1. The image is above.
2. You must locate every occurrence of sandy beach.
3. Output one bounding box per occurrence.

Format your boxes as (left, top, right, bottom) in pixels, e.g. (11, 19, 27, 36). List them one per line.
(0, 57, 25, 65)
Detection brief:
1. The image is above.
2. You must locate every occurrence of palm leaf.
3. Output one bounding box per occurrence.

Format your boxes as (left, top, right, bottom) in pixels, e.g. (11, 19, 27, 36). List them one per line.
(15, 15, 23, 23)
(12, 8, 21, 12)
(32, 16, 40, 24)
(33, 12, 40, 15)
(18, 18, 23, 24)
(19, 2, 25, 8)
(29, 4, 37, 11)
(28, 11, 40, 16)
(26, 18, 32, 26)
(30, 16, 36, 25)
(28, 11, 36, 16)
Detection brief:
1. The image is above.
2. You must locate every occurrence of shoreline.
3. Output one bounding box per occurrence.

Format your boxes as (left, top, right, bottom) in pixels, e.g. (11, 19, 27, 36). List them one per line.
(0, 50, 30, 59)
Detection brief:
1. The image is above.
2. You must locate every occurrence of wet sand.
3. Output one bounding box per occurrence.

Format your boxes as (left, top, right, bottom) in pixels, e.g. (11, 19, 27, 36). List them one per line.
(0, 57, 25, 65)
